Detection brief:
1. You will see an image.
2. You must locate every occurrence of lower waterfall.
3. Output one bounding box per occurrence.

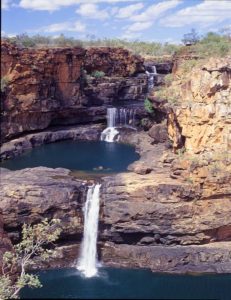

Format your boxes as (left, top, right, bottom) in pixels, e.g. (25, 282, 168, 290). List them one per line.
(77, 183, 101, 278)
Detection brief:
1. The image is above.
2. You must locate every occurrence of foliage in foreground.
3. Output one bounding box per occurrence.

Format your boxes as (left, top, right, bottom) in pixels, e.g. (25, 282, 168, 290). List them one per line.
(0, 219, 61, 299)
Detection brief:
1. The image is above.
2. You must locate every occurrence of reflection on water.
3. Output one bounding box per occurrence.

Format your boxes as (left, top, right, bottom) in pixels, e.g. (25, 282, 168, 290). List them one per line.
(21, 267, 231, 300)
(0, 140, 139, 175)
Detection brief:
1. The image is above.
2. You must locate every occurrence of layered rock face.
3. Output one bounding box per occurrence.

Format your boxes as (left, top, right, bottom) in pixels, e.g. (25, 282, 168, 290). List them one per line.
(1, 42, 147, 142)
(169, 57, 231, 154)
(99, 131, 231, 273)
(0, 167, 87, 268)
(99, 56, 231, 273)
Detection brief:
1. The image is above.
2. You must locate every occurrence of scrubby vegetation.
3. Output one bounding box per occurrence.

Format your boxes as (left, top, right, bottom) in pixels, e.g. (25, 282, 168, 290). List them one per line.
(191, 32, 231, 58)
(2, 30, 230, 58)
(1, 76, 9, 93)
(1, 34, 179, 56)
(178, 31, 231, 58)
(0, 219, 61, 299)
(91, 70, 105, 78)
(144, 98, 154, 113)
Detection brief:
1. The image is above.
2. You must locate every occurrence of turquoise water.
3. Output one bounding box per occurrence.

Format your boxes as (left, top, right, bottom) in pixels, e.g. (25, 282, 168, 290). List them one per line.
(21, 267, 231, 299)
(0, 140, 139, 173)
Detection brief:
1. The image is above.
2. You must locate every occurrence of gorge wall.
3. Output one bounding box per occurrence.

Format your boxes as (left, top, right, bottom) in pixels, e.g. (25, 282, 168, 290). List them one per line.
(0, 42, 231, 274)
(99, 55, 231, 273)
(1, 42, 147, 142)
(169, 56, 231, 154)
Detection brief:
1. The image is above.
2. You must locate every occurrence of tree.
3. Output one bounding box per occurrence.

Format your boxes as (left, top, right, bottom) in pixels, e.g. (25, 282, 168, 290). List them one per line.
(182, 28, 200, 45)
(0, 219, 61, 299)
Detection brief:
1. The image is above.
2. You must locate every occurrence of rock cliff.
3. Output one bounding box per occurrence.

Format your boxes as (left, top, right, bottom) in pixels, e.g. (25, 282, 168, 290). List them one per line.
(168, 57, 231, 154)
(1, 42, 147, 142)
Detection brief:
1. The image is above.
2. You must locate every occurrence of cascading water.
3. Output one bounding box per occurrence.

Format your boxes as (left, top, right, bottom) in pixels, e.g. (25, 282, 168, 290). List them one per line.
(101, 107, 136, 142)
(100, 108, 119, 143)
(145, 65, 157, 92)
(77, 183, 101, 278)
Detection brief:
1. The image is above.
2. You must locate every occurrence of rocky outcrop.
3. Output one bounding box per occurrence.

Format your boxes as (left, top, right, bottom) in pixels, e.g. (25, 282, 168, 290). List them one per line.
(101, 242, 231, 273)
(0, 167, 88, 268)
(168, 57, 231, 154)
(1, 42, 147, 142)
(84, 47, 144, 76)
(98, 129, 231, 273)
(0, 167, 87, 240)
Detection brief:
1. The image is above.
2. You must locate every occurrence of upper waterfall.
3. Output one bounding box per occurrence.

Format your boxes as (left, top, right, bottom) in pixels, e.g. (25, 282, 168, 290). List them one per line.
(101, 107, 136, 143)
(145, 65, 157, 92)
(77, 183, 101, 278)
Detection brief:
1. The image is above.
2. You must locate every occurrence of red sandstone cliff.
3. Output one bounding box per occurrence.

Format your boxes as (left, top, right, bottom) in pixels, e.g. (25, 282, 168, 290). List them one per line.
(1, 42, 146, 141)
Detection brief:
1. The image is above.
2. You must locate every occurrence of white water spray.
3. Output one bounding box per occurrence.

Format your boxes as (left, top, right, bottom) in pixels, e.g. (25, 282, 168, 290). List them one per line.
(101, 107, 136, 142)
(77, 184, 101, 278)
(101, 108, 119, 142)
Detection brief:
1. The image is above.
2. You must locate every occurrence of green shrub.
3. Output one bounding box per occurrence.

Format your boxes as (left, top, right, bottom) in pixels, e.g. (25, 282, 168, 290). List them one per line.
(0, 219, 61, 299)
(1, 76, 9, 92)
(144, 98, 154, 113)
(91, 70, 105, 78)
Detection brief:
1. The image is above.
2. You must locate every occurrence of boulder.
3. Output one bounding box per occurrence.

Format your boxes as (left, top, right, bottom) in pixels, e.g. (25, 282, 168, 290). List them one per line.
(148, 123, 169, 143)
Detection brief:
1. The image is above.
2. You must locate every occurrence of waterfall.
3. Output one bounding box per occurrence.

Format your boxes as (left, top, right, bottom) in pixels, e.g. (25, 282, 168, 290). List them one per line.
(77, 183, 101, 278)
(100, 108, 119, 143)
(152, 65, 157, 74)
(146, 65, 157, 92)
(101, 107, 136, 142)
